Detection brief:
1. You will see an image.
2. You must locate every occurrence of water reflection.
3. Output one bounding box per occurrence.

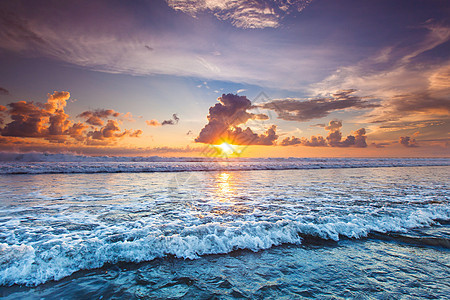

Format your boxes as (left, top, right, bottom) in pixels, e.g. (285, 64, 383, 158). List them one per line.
(209, 172, 255, 217)
(216, 172, 233, 201)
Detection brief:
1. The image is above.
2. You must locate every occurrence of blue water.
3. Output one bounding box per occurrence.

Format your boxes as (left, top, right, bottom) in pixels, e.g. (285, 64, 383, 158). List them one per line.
(0, 162, 449, 299)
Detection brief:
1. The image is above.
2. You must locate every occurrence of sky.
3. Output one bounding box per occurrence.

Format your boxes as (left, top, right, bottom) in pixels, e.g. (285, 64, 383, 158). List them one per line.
(0, 0, 449, 157)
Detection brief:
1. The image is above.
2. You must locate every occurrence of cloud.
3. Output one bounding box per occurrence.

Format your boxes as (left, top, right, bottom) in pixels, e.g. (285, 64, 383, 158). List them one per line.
(87, 120, 122, 140)
(0, 87, 9, 95)
(161, 119, 176, 125)
(324, 121, 367, 148)
(280, 120, 367, 147)
(370, 142, 390, 148)
(1, 91, 71, 138)
(0, 91, 141, 146)
(85, 120, 141, 145)
(195, 93, 276, 145)
(166, 0, 313, 29)
(399, 136, 418, 148)
(226, 125, 278, 145)
(368, 91, 450, 123)
(378, 120, 445, 130)
(0, 105, 6, 125)
(302, 135, 327, 147)
(313, 23, 450, 126)
(78, 109, 120, 126)
(303, 23, 450, 149)
(324, 120, 342, 131)
(0, 1, 340, 91)
(129, 129, 143, 138)
(146, 114, 180, 126)
(162, 113, 180, 125)
(120, 112, 135, 122)
(146, 119, 161, 126)
(258, 90, 379, 122)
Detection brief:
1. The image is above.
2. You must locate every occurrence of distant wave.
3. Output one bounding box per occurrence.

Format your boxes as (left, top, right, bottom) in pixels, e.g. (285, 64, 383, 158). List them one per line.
(0, 152, 448, 174)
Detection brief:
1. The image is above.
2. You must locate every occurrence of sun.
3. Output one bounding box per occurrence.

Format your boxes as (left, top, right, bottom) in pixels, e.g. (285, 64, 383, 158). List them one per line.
(218, 142, 235, 155)
(213, 142, 241, 157)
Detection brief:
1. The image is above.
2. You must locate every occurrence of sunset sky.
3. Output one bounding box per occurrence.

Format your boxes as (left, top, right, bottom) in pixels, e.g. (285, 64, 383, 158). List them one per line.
(0, 0, 448, 157)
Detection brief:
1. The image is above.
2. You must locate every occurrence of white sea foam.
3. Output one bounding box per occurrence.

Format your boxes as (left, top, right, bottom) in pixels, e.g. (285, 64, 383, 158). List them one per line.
(0, 165, 448, 286)
(0, 206, 448, 286)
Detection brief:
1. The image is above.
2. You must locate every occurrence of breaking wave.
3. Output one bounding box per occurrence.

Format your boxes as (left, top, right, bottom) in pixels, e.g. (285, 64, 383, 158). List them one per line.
(1, 207, 448, 286)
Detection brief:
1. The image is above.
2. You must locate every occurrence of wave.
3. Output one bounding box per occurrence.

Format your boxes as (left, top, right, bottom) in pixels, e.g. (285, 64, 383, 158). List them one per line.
(1, 207, 448, 287)
(369, 232, 450, 249)
(0, 156, 448, 174)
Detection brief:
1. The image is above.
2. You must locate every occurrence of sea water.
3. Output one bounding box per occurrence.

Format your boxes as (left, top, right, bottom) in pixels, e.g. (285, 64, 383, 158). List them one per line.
(0, 159, 449, 299)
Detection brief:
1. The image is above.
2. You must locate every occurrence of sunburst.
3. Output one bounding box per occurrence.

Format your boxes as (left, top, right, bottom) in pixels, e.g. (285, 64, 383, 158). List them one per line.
(212, 142, 241, 157)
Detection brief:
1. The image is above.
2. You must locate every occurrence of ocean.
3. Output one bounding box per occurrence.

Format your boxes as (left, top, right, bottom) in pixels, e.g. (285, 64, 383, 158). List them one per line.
(0, 157, 449, 299)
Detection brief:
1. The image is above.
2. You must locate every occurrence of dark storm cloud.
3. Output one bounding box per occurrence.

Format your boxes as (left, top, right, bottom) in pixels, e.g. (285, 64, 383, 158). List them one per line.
(0, 91, 141, 145)
(258, 90, 379, 122)
(280, 120, 367, 148)
(195, 93, 276, 145)
(399, 136, 418, 147)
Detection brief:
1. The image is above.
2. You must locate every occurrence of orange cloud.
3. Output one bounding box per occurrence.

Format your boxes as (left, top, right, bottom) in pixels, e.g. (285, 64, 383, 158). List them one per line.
(0, 91, 142, 146)
(78, 109, 120, 126)
(146, 119, 161, 126)
(146, 114, 180, 126)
